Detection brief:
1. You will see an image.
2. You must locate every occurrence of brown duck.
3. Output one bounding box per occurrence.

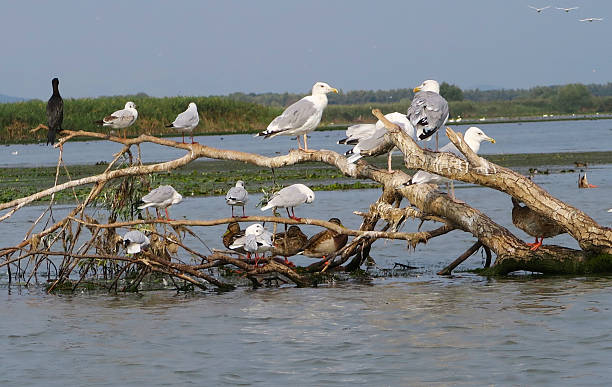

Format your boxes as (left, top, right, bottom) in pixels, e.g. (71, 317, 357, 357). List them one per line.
(223, 222, 246, 254)
(300, 218, 348, 259)
(272, 225, 308, 265)
(273, 225, 308, 256)
(511, 197, 565, 251)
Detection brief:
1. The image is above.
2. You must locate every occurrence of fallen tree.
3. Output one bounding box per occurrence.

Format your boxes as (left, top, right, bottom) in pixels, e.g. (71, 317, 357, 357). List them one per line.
(1, 114, 611, 293)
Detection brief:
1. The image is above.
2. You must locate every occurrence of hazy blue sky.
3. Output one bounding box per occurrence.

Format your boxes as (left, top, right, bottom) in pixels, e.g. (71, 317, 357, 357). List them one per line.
(2, 0, 611, 99)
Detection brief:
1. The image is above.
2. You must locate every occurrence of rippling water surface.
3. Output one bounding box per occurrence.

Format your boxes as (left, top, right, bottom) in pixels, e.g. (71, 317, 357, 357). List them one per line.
(1, 119, 612, 385)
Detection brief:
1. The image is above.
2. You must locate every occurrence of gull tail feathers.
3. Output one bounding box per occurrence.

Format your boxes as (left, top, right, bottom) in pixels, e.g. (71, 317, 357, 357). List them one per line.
(347, 153, 363, 164)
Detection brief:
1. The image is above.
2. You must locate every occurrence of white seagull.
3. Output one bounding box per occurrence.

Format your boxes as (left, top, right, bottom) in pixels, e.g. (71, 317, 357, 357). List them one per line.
(166, 102, 199, 144)
(407, 79, 449, 149)
(225, 180, 248, 217)
(261, 183, 315, 220)
(95, 101, 138, 138)
(556, 7, 578, 13)
(122, 230, 150, 254)
(229, 223, 274, 261)
(255, 82, 338, 151)
(342, 112, 415, 171)
(528, 5, 551, 13)
(579, 17, 604, 22)
(137, 185, 183, 220)
(406, 127, 495, 200)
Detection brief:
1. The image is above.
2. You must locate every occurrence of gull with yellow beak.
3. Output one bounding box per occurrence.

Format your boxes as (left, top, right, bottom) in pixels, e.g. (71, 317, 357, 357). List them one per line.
(255, 81, 338, 151)
(406, 126, 495, 201)
(407, 79, 449, 149)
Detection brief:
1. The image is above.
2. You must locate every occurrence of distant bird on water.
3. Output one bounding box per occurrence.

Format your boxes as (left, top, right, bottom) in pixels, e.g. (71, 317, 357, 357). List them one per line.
(46, 77, 63, 145)
(166, 102, 199, 144)
(528, 5, 551, 13)
(511, 197, 565, 251)
(255, 82, 338, 151)
(407, 79, 449, 149)
(555, 6, 578, 13)
(95, 101, 138, 138)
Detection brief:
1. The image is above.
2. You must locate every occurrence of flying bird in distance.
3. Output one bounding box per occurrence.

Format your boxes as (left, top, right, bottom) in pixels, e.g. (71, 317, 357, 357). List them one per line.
(528, 5, 551, 13)
(555, 7, 578, 12)
(579, 17, 604, 22)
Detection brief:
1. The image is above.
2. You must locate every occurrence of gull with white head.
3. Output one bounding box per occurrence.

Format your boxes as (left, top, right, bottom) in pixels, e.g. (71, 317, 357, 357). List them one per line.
(166, 102, 199, 144)
(122, 230, 150, 255)
(255, 82, 338, 151)
(407, 80, 449, 149)
(225, 180, 248, 217)
(137, 185, 182, 220)
(95, 101, 138, 138)
(261, 183, 315, 221)
(406, 127, 495, 201)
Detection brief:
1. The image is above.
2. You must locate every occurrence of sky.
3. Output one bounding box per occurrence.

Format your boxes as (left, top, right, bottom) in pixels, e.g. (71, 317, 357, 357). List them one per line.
(2, 0, 611, 100)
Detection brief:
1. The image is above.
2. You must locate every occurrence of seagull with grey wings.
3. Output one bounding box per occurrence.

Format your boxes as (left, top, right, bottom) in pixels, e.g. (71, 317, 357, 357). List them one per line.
(255, 82, 338, 151)
(121, 230, 150, 254)
(261, 183, 315, 221)
(95, 101, 138, 138)
(225, 180, 248, 217)
(407, 79, 449, 150)
(166, 102, 199, 144)
(406, 126, 495, 201)
(137, 185, 182, 220)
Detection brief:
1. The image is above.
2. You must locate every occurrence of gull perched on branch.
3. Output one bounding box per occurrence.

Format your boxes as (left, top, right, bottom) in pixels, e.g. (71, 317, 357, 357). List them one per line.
(528, 5, 551, 13)
(137, 185, 182, 220)
(406, 127, 495, 200)
(95, 101, 138, 138)
(407, 80, 449, 148)
(166, 102, 199, 144)
(556, 6, 578, 12)
(255, 82, 338, 151)
(261, 183, 315, 220)
(229, 223, 274, 261)
(342, 112, 415, 172)
(121, 230, 150, 254)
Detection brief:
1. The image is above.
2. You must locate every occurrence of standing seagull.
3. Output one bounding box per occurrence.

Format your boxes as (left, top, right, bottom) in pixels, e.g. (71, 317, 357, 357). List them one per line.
(95, 101, 138, 138)
(46, 78, 63, 146)
(556, 7, 578, 12)
(166, 102, 199, 144)
(137, 185, 182, 220)
(342, 112, 415, 171)
(225, 180, 248, 217)
(261, 183, 315, 220)
(407, 80, 449, 149)
(528, 5, 551, 13)
(406, 127, 495, 200)
(229, 224, 274, 262)
(255, 82, 338, 151)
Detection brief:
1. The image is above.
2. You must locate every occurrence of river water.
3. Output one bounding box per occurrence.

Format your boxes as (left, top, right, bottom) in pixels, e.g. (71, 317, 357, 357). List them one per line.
(2, 119, 612, 167)
(1, 120, 612, 385)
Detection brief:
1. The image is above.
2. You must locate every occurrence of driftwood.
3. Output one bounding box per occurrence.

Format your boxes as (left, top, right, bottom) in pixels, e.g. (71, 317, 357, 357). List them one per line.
(1, 112, 612, 293)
